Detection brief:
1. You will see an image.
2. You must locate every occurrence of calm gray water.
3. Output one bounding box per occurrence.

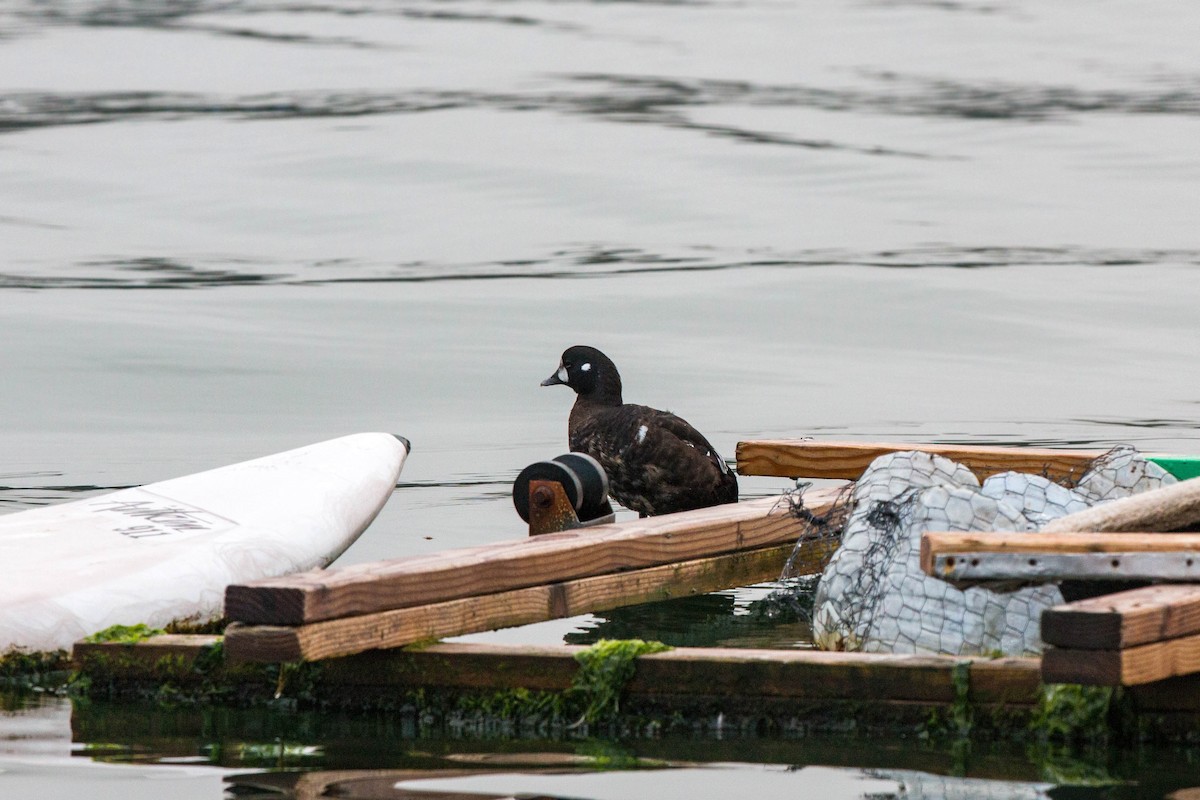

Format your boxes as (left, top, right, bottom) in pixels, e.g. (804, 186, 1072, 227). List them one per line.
(2, 0, 1199, 797)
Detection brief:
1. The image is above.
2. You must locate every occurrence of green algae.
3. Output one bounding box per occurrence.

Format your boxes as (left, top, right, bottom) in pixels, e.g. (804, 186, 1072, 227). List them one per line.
(1030, 684, 1115, 744)
(83, 624, 166, 644)
(569, 639, 672, 723)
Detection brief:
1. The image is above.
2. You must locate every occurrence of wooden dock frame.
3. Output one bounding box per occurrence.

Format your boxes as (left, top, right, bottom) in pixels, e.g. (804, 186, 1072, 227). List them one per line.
(70, 634, 1200, 740)
(67, 439, 1200, 739)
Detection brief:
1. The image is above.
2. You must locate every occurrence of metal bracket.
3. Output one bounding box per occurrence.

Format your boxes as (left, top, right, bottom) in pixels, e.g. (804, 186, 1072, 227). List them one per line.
(527, 479, 615, 535)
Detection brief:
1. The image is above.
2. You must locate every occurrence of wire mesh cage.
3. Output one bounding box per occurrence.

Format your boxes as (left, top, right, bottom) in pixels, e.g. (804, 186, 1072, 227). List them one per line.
(774, 446, 1177, 656)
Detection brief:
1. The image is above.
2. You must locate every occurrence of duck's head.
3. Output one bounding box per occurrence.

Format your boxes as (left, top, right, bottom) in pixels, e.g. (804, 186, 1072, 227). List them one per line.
(541, 345, 622, 403)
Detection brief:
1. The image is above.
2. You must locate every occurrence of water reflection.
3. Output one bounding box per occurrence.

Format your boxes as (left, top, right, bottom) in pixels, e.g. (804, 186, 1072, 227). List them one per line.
(566, 586, 815, 650)
(2, 691, 1199, 797)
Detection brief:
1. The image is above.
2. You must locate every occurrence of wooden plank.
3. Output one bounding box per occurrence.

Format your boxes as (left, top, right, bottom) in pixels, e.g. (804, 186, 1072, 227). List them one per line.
(317, 642, 1041, 706)
(1042, 632, 1200, 686)
(1041, 584, 1200, 650)
(736, 440, 1106, 482)
(72, 634, 221, 670)
(921, 531, 1200, 575)
(225, 489, 842, 626)
(224, 539, 839, 663)
(1043, 474, 1200, 533)
(70, 636, 1040, 706)
(1130, 672, 1200, 713)
(625, 648, 1040, 706)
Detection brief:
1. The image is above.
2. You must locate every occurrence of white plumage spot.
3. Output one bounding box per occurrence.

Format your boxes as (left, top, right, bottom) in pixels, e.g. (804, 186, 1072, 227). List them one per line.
(636, 425, 648, 444)
(557, 366, 568, 383)
(581, 363, 592, 372)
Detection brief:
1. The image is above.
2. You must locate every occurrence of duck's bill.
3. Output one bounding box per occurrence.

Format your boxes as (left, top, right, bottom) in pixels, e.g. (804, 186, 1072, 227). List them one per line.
(541, 364, 567, 386)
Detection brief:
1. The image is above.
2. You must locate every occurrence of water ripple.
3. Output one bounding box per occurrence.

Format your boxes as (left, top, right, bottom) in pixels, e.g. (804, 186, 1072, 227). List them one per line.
(4, 0, 640, 36)
(2, 246, 1196, 290)
(3, 70, 1199, 145)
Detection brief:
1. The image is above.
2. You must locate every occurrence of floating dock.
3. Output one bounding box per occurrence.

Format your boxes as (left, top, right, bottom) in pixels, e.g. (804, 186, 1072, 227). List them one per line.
(70, 440, 1200, 740)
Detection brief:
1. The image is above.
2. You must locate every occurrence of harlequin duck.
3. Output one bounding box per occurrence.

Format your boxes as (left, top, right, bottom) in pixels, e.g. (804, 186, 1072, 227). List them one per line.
(540, 345, 738, 517)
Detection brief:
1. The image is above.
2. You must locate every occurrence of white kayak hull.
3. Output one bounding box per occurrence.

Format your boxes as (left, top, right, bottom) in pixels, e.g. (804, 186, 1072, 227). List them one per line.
(1, 432, 409, 652)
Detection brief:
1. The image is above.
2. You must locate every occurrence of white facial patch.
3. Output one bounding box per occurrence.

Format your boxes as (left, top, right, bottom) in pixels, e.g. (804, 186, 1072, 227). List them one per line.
(581, 363, 592, 372)
(557, 366, 569, 383)
(636, 425, 648, 444)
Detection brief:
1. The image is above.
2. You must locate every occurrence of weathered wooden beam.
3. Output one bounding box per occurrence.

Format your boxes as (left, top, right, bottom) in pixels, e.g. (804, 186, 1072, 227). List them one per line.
(1042, 632, 1200, 686)
(736, 440, 1199, 483)
(320, 642, 1042, 706)
(736, 440, 1105, 482)
(73, 634, 222, 670)
(624, 648, 1040, 706)
(1043, 474, 1200, 533)
(223, 540, 838, 663)
(1042, 584, 1200, 650)
(71, 636, 1041, 706)
(225, 489, 842, 626)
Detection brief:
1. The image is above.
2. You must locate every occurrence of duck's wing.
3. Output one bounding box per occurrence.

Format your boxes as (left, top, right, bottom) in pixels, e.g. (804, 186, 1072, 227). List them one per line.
(635, 406, 734, 479)
(569, 404, 737, 515)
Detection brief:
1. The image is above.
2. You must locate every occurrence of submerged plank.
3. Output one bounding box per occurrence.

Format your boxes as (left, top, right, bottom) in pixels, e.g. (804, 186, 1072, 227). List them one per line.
(73, 634, 221, 670)
(224, 539, 838, 663)
(317, 642, 1041, 706)
(1042, 632, 1200, 686)
(1041, 584, 1200, 650)
(67, 635, 1200, 729)
(736, 440, 1106, 482)
(625, 648, 1040, 706)
(225, 490, 842, 626)
(73, 636, 1040, 706)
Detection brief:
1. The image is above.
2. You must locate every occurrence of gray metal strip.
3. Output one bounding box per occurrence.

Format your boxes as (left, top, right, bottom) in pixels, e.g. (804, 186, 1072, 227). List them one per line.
(931, 552, 1200, 582)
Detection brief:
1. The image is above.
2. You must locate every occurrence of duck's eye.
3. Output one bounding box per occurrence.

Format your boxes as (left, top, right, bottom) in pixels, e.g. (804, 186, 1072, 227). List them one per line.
(563, 361, 573, 369)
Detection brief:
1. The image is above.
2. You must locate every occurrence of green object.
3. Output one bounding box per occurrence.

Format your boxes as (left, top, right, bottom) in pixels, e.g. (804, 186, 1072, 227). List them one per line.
(1029, 683, 1113, 743)
(570, 639, 672, 723)
(1149, 456, 1200, 481)
(82, 623, 165, 644)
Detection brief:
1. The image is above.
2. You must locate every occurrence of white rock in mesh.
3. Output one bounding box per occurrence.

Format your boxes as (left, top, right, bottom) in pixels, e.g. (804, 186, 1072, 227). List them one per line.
(812, 452, 973, 651)
(980, 471, 1091, 526)
(854, 450, 980, 501)
(812, 452, 1063, 655)
(1073, 444, 1176, 503)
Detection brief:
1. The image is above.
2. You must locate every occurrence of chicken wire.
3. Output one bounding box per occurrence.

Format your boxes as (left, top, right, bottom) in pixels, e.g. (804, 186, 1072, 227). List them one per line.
(778, 446, 1177, 656)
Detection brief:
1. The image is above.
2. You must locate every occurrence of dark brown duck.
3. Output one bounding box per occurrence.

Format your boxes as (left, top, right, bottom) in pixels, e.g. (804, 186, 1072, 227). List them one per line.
(541, 345, 738, 517)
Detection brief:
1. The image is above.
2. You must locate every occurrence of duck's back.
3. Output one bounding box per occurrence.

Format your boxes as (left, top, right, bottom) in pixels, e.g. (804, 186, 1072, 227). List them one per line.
(569, 402, 738, 517)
